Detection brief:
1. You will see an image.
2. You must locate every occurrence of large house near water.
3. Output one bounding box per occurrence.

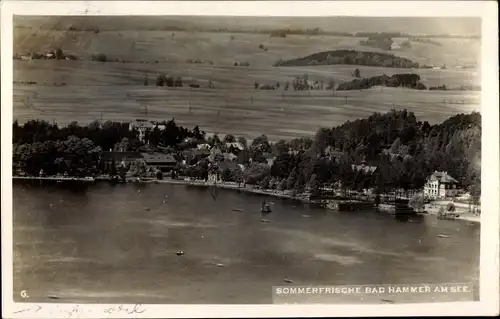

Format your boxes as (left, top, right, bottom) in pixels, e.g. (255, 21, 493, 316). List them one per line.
(100, 151, 144, 171)
(129, 119, 167, 143)
(424, 171, 460, 199)
(141, 153, 177, 172)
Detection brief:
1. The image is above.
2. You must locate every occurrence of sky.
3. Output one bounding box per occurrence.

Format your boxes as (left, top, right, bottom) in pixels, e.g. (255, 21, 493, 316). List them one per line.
(14, 16, 481, 36)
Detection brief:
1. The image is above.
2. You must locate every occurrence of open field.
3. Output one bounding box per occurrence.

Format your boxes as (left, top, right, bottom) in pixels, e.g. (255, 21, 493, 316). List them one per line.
(14, 29, 480, 68)
(14, 82, 479, 141)
(13, 29, 480, 141)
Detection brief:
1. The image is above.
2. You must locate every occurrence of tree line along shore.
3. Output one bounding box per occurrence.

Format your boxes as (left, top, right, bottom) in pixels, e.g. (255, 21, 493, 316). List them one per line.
(13, 109, 481, 211)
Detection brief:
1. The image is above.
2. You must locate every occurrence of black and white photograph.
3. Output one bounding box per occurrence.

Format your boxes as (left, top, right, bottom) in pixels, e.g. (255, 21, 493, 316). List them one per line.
(1, 1, 499, 317)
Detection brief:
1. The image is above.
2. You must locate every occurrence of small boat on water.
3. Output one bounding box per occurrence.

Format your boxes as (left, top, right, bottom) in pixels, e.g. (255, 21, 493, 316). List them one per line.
(437, 234, 450, 238)
(232, 208, 243, 212)
(261, 201, 272, 214)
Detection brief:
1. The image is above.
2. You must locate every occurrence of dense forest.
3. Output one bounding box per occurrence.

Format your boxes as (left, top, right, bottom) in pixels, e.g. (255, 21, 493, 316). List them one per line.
(12, 110, 481, 200)
(274, 50, 419, 68)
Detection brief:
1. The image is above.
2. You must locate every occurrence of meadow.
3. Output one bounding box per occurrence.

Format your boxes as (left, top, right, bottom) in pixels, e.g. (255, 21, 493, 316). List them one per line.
(13, 29, 481, 141)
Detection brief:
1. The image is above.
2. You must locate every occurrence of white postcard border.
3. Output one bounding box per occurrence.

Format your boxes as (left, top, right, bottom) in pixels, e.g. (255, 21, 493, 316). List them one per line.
(2, 1, 499, 318)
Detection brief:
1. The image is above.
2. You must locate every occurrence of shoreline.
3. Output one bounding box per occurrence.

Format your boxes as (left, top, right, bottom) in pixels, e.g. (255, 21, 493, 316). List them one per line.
(12, 176, 481, 224)
(422, 206, 481, 224)
(13, 175, 311, 202)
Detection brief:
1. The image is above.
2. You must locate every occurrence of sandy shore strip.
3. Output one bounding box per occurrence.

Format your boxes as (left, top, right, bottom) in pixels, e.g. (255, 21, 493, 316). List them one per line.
(422, 205, 480, 224)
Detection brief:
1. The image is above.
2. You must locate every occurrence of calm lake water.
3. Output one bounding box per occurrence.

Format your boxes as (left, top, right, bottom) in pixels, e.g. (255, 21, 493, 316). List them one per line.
(12, 181, 480, 304)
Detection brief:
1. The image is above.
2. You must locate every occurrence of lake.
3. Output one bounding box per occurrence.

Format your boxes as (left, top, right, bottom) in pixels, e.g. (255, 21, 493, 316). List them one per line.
(12, 180, 480, 304)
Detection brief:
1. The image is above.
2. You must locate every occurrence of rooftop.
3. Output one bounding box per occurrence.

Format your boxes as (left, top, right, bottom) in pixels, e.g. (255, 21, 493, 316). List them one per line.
(226, 142, 245, 151)
(100, 151, 143, 161)
(141, 153, 177, 164)
(430, 171, 458, 184)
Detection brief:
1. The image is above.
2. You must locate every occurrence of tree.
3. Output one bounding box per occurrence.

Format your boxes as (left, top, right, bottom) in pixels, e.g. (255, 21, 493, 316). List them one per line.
(272, 139, 289, 156)
(128, 159, 148, 177)
(221, 167, 233, 182)
(192, 126, 204, 140)
(286, 167, 298, 189)
(390, 138, 402, 154)
(260, 176, 271, 189)
(165, 76, 174, 87)
(313, 128, 330, 156)
(237, 137, 248, 149)
(447, 202, 456, 213)
(118, 163, 127, 181)
(294, 178, 306, 194)
(251, 134, 271, 153)
(55, 48, 65, 60)
(353, 68, 361, 78)
(307, 173, 320, 193)
(174, 76, 183, 87)
(208, 134, 222, 147)
(278, 178, 287, 192)
(243, 163, 270, 185)
(114, 137, 131, 152)
(233, 168, 244, 187)
(223, 134, 236, 143)
(409, 193, 425, 212)
(156, 74, 166, 86)
(92, 53, 107, 62)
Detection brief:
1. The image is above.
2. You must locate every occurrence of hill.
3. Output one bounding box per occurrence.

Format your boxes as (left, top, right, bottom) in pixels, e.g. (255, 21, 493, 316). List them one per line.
(273, 50, 419, 68)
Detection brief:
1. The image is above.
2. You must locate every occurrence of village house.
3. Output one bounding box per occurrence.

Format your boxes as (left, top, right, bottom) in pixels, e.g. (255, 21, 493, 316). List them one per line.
(197, 143, 212, 150)
(129, 119, 167, 143)
(263, 153, 277, 167)
(182, 148, 211, 165)
(225, 142, 245, 154)
(424, 171, 460, 199)
(325, 146, 344, 161)
(141, 152, 178, 172)
(207, 163, 221, 182)
(99, 151, 144, 172)
(207, 161, 242, 183)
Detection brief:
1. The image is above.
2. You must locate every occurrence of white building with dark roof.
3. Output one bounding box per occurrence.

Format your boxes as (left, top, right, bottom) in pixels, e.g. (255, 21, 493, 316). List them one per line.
(129, 119, 167, 143)
(225, 142, 244, 152)
(424, 171, 459, 199)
